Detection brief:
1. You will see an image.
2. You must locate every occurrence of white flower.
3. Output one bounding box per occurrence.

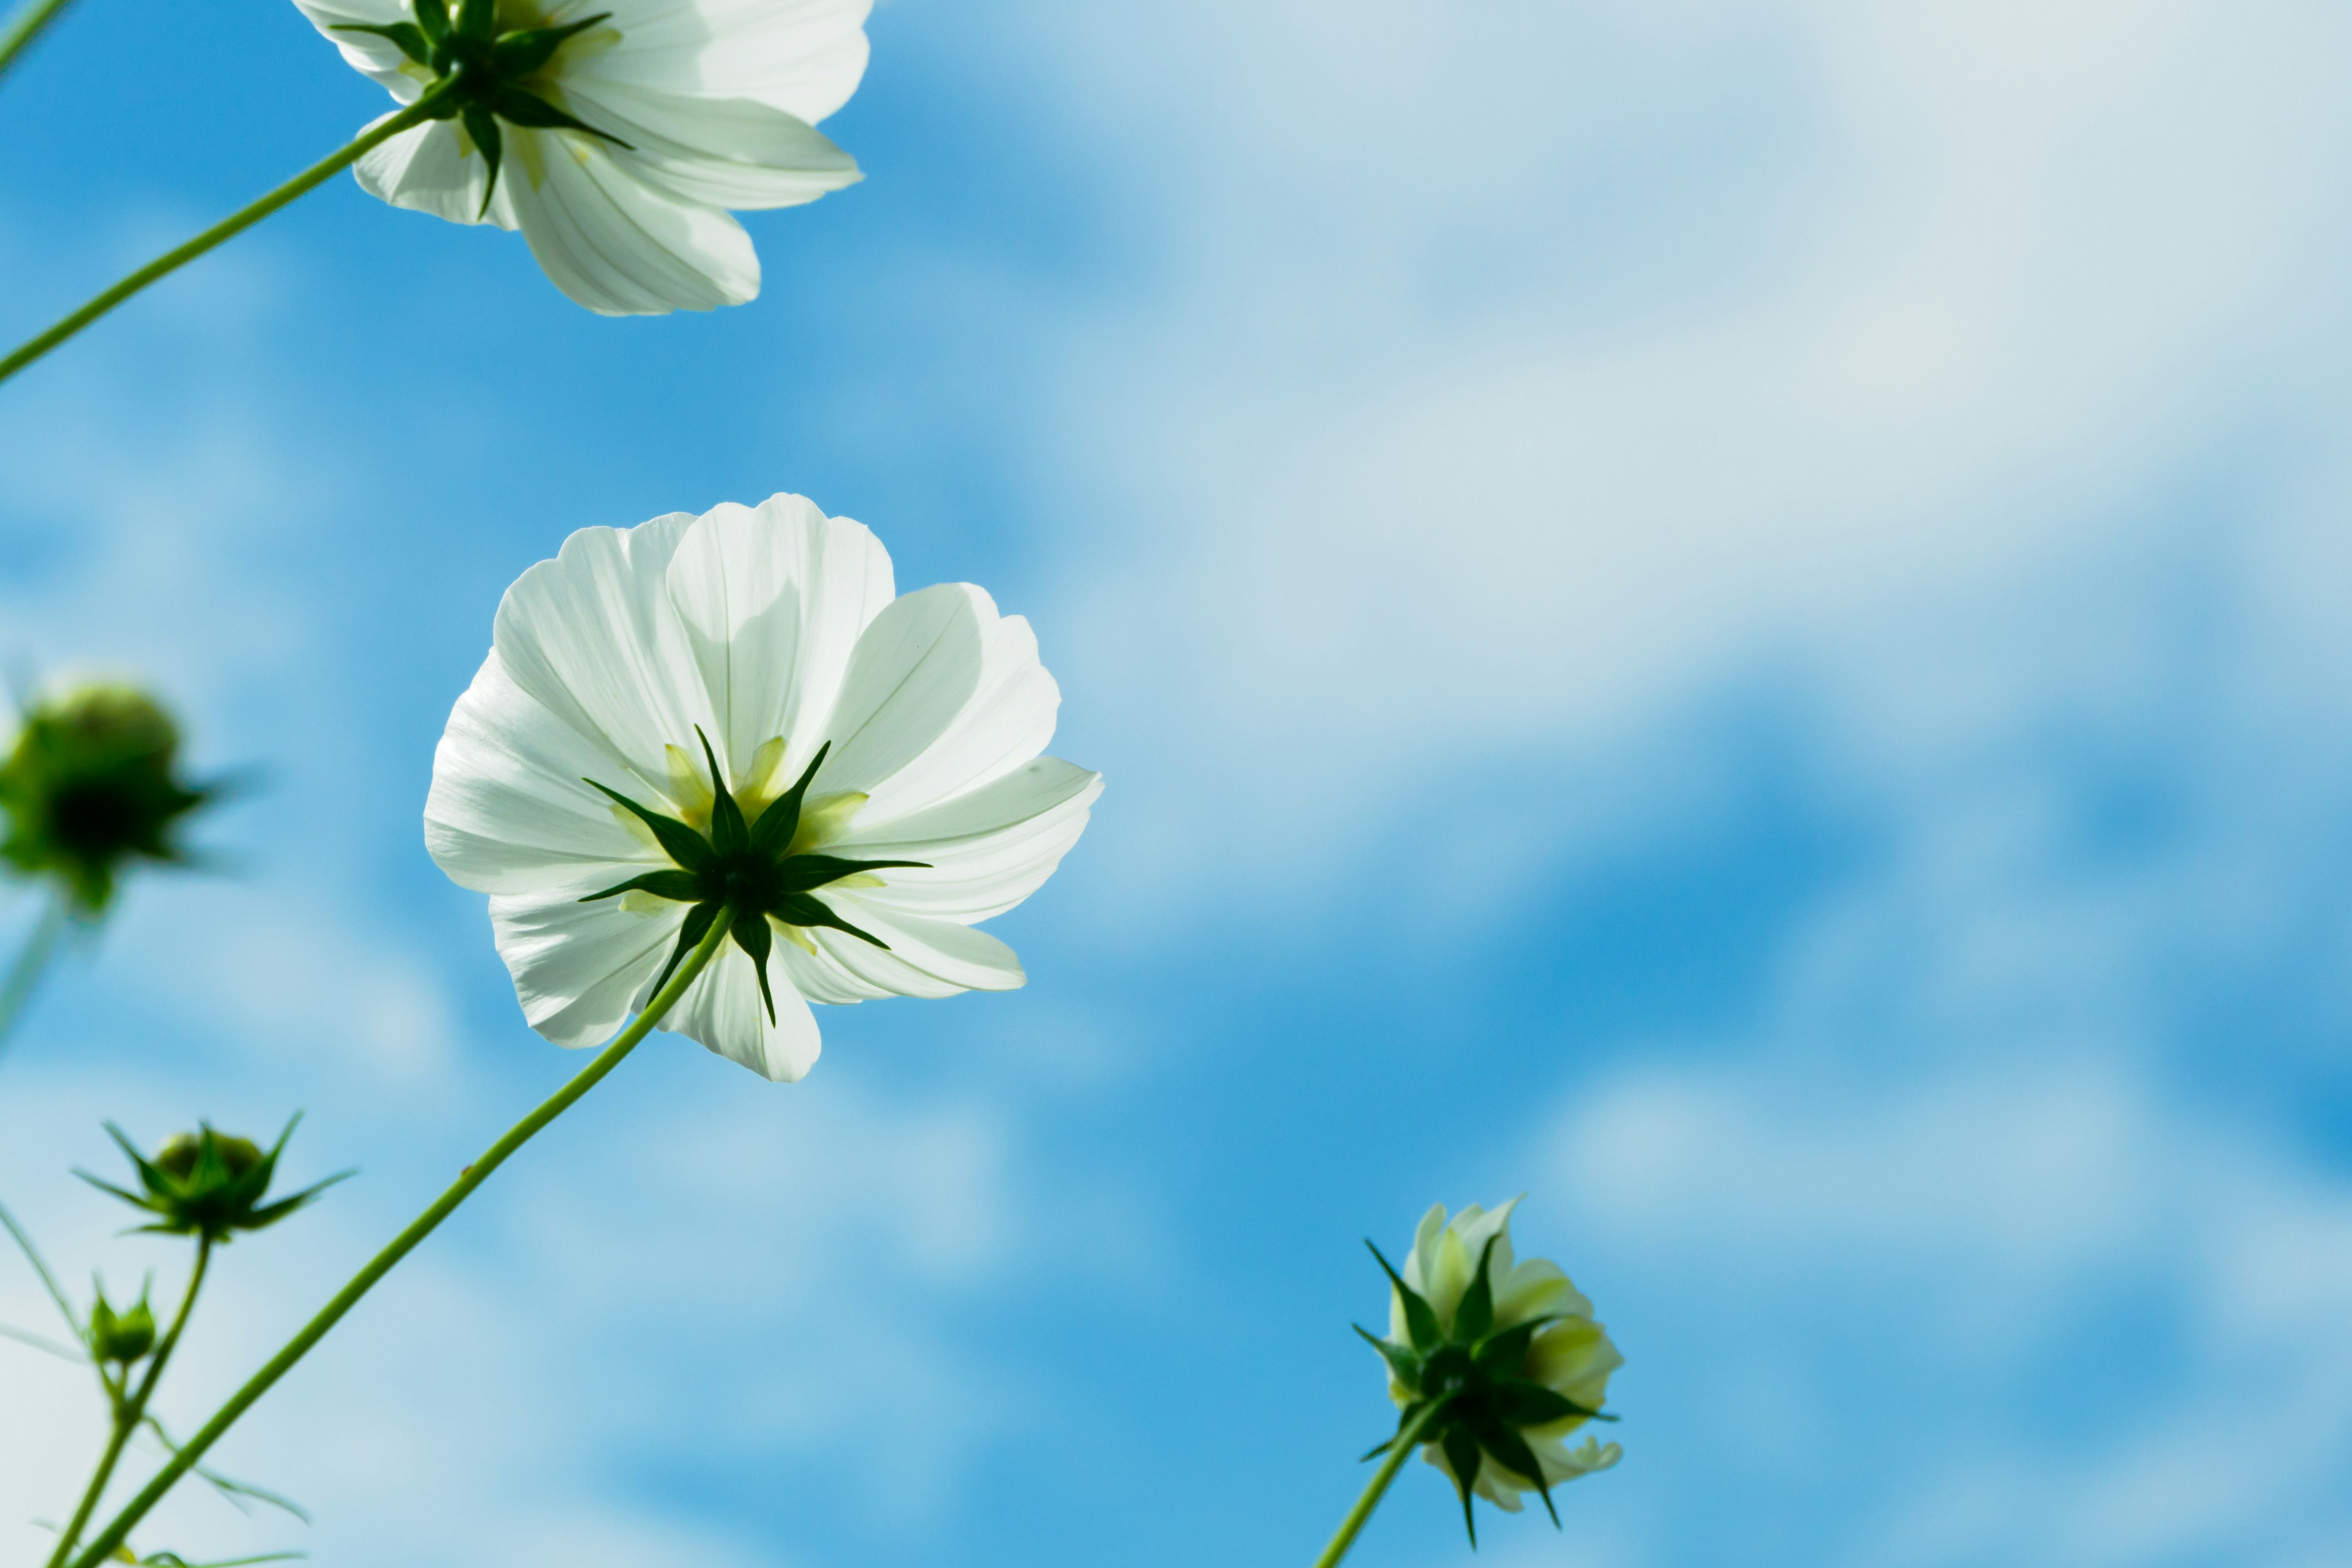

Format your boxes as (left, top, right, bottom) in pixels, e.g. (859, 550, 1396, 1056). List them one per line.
(293, 0, 868, 314)
(423, 494, 1101, 1082)
(1371, 1199, 1622, 1529)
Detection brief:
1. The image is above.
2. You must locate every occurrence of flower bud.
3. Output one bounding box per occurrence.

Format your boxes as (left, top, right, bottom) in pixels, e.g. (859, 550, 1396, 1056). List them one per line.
(80, 1118, 347, 1244)
(86, 1282, 156, 1366)
(0, 682, 213, 915)
(1357, 1199, 1622, 1544)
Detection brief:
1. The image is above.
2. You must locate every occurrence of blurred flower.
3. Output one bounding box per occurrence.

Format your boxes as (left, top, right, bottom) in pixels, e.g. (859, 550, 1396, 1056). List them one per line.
(424, 493, 1101, 1082)
(86, 1280, 156, 1367)
(0, 683, 212, 916)
(1363, 1199, 1621, 1543)
(81, 1121, 347, 1243)
(293, 0, 867, 314)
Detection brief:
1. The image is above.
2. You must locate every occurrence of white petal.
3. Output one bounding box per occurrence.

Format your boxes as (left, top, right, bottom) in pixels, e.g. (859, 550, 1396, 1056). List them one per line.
(489, 891, 681, 1048)
(353, 116, 517, 229)
(661, 496, 895, 776)
(665, 942, 823, 1080)
(426, 647, 673, 894)
(856, 598, 1065, 823)
(491, 510, 712, 791)
(812, 584, 988, 796)
(507, 130, 758, 315)
(771, 922, 892, 1003)
(586, 0, 869, 123)
(837, 760, 1101, 922)
(562, 80, 859, 210)
(813, 894, 1026, 995)
(291, 0, 421, 94)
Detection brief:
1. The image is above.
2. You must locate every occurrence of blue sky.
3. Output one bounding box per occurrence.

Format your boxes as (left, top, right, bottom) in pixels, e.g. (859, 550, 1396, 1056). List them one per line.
(6, 2, 2352, 1566)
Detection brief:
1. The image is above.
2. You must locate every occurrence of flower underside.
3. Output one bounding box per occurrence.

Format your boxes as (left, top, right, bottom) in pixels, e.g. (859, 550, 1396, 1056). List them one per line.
(333, 0, 628, 215)
(1360, 1235, 1617, 1545)
(582, 731, 925, 1025)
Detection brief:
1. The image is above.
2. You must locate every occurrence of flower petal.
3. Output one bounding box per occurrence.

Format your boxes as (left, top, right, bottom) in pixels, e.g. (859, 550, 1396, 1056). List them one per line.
(491, 510, 711, 792)
(854, 597, 1066, 823)
(353, 116, 516, 230)
(506, 130, 759, 315)
(813, 584, 987, 796)
(662, 495, 896, 777)
(426, 647, 673, 894)
(835, 759, 1102, 922)
(586, 0, 869, 123)
(813, 893, 1027, 995)
(488, 891, 681, 1048)
(664, 942, 823, 1080)
(561, 80, 860, 210)
(290, 0, 421, 96)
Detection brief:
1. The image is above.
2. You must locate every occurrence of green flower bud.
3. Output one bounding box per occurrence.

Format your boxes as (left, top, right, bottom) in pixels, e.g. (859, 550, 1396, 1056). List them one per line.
(86, 1281, 156, 1366)
(0, 682, 214, 915)
(80, 1118, 347, 1244)
(1357, 1200, 1622, 1545)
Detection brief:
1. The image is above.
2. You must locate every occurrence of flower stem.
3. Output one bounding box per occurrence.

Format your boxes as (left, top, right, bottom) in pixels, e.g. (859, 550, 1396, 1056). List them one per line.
(1310, 1401, 1444, 1568)
(0, 85, 453, 389)
(0, 893, 69, 1064)
(65, 907, 735, 1568)
(0, 0, 77, 78)
(45, 1237, 213, 1568)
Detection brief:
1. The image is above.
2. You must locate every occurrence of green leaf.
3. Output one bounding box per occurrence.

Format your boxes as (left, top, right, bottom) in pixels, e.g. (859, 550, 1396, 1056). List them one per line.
(464, 104, 503, 216)
(770, 854, 929, 895)
(1441, 1427, 1483, 1547)
(642, 901, 720, 1002)
(731, 908, 777, 1025)
(583, 779, 710, 871)
(577, 869, 701, 905)
(1490, 1379, 1609, 1427)
(489, 12, 606, 77)
(1453, 1233, 1499, 1342)
(328, 20, 431, 64)
(0, 1200, 81, 1338)
(1365, 1242, 1442, 1353)
(695, 728, 748, 854)
(486, 85, 631, 147)
(1469, 1415, 1559, 1527)
(749, 742, 829, 853)
(1353, 1323, 1423, 1393)
(772, 892, 889, 951)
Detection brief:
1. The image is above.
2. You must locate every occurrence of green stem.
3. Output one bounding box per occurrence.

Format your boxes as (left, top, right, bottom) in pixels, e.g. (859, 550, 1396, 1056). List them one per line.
(0, 0, 78, 80)
(47, 1238, 212, 1568)
(0, 85, 453, 390)
(0, 894, 69, 1063)
(1310, 1401, 1444, 1568)
(66, 908, 734, 1568)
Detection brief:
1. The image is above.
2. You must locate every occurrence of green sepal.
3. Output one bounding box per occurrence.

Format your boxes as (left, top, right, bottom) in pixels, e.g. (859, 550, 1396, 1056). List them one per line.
(1490, 1379, 1612, 1425)
(490, 12, 607, 78)
(463, 104, 503, 214)
(330, 20, 431, 64)
(1470, 1312, 1561, 1375)
(748, 742, 828, 854)
(695, 728, 748, 854)
(731, 907, 777, 1025)
(771, 853, 929, 895)
(412, 0, 450, 42)
(1468, 1415, 1559, 1528)
(578, 868, 701, 905)
(1353, 1322, 1423, 1394)
(583, 779, 710, 872)
(486, 85, 631, 147)
(1365, 1241, 1442, 1353)
(772, 892, 889, 951)
(643, 900, 720, 1003)
(1453, 1233, 1500, 1342)
(455, 0, 494, 39)
(1441, 1426, 1483, 1547)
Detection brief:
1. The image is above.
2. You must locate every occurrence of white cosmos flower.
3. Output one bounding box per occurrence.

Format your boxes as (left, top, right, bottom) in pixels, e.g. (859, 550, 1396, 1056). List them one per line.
(424, 494, 1101, 1082)
(1375, 1199, 1623, 1524)
(292, 0, 868, 314)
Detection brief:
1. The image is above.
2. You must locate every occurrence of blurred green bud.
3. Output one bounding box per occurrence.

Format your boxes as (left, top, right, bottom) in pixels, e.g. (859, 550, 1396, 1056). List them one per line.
(0, 682, 214, 916)
(80, 1118, 347, 1244)
(86, 1279, 156, 1366)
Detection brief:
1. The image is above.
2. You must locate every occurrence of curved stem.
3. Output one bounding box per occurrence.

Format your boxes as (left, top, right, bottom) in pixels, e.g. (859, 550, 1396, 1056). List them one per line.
(1310, 1401, 1444, 1568)
(0, 85, 452, 389)
(66, 908, 734, 1568)
(47, 1238, 212, 1568)
(0, 0, 77, 80)
(0, 894, 69, 1063)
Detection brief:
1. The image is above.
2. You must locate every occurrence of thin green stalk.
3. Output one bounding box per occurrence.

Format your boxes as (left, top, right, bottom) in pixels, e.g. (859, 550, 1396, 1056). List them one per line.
(66, 908, 736, 1568)
(0, 894, 69, 1062)
(0, 0, 78, 81)
(0, 1197, 80, 1334)
(47, 1237, 212, 1568)
(0, 83, 453, 389)
(1310, 1401, 1444, 1568)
